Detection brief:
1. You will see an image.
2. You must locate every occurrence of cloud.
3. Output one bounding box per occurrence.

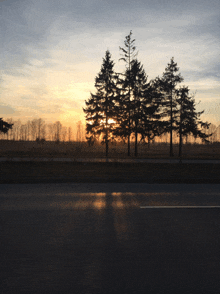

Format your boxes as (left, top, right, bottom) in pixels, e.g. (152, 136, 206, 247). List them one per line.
(1, 0, 219, 126)
(0, 105, 16, 115)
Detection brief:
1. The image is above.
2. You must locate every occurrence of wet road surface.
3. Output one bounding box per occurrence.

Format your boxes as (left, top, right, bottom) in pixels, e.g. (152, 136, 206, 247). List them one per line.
(1, 156, 220, 163)
(1, 183, 220, 294)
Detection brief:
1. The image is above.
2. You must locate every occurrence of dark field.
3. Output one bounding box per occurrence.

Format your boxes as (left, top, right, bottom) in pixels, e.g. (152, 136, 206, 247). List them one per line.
(0, 140, 220, 159)
(0, 140, 220, 184)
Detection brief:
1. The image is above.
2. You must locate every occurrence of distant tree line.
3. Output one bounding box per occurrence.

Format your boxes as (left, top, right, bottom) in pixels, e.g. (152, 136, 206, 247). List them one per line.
(0, 118, 85, 143)
(84, 31, 212, 157)
(1, 117, 219, 147)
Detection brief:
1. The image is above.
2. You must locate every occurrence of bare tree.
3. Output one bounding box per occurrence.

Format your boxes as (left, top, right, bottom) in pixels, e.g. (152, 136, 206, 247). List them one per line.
(6, 118, 14, 140)
(30, 119, 38, 141)
(41, 123, 46, 141)
(14, 120, 21, 141)
(209, 124, 217, 143)
(20, 124, 27, 141)
(61, 126, 67, 142)
(36, 118, 45, 140)
(26, 120, 31, 141)
(54, 121, 62, 142)
(76, 121, 82, 142)
(47, 123, 54, 141)
(68, 126, 72, 142)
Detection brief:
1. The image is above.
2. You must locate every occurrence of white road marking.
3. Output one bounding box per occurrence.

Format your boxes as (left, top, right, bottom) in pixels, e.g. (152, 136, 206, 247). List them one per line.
(140, 206, 220, 208)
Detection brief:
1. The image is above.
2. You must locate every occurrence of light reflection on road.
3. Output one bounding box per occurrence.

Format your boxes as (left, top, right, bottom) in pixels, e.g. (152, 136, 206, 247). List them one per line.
(1, 190, 220, 211)
(1, 184, 220, 293)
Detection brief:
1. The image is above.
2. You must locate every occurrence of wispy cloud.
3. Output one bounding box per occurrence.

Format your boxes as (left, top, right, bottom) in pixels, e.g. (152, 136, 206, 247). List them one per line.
(0, 0, 219, 125)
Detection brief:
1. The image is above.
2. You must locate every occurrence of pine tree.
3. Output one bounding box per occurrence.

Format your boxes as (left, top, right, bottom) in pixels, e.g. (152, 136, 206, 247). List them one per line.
(176, 86, 211, 157)
(83, 50, 117, 157)
(128, 59, 148, 156)
(140, 78, 164, 148)
(160, 57, 183, 156)
(119, 30, 137, 156)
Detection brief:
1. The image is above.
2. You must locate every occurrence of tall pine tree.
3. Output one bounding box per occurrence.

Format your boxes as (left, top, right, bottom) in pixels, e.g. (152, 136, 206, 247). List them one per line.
(128, 59, 148, 156)
(139, 78, 164, 148)
(176, 86, 211, 157)
(119, 30, 137, 156)
(160, 57, 183, 156)
(83, 50, 117, 157)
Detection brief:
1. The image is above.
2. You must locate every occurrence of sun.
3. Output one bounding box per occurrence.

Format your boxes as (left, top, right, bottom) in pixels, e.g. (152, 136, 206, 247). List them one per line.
(100, 118, 116, 125)
(108, 118, 116, 124)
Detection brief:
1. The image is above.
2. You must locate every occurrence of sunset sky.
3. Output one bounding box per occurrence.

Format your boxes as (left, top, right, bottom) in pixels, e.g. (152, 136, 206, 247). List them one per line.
(1, 0, 220, 130)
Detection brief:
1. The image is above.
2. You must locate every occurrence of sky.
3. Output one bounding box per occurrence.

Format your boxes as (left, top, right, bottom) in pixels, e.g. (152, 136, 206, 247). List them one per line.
(0, 0, 220, 130)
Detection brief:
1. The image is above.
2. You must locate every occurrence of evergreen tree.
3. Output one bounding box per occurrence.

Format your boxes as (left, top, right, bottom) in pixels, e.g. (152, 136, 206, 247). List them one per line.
(0, 118, 13, 134)
(140, 79, 164, 148)
(176, 86, 211, 157)
(83, 50, 117, 157)
(115, 60, 162, 156)
(160, 57, 183, 156)
(128, 59, 148, 156)
(111, 76, 128, 142)
(119, 30, 137, 156)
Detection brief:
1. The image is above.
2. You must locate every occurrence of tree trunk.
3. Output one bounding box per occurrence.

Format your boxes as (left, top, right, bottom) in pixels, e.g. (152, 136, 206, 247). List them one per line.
(135, 124, 138, 157)
(127, 44, 131, 157)
(148, 136, 150, 149)
(127, 82, 131, 156)
(178, 94, 183, 158)
(170, 92, 174, 157)
(179, 130, 182, 157)
(106, 130, 108, 157)
(127, 134, 130, 156)
(106, 112, 108, 158)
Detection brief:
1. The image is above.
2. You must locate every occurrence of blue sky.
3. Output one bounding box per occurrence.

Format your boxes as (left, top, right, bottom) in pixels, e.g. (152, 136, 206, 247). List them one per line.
(0, 0, 220, 128)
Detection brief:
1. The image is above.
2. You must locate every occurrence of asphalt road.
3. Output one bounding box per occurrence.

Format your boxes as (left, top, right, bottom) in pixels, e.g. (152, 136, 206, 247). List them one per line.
(1, 156, 220, 163)
(1, 183, 220, 294)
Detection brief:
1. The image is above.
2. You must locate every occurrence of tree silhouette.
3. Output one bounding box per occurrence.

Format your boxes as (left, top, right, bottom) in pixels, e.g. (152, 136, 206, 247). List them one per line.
(54, 121, 62, 143)
(0, 118, 13, 134)
(127, 59, 148, 156)
(160, 57, 183, 156)
(83, 50, 117, 157)
(119, 30, 137, 156)
(139, 78, 164, 148)
(176, 86, 211, 157)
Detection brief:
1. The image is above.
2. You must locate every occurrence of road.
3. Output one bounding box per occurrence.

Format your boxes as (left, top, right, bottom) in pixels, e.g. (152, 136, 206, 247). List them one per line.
(1, 156, 220, 163)
(1, 183, 220, 294)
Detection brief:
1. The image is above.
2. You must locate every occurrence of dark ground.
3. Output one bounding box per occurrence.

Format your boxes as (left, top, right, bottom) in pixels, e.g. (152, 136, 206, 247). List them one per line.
(0, 161, 220, 184)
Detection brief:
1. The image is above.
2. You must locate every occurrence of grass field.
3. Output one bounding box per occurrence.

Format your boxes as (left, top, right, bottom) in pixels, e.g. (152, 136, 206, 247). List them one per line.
(0, 140, 220, 159)
(0, 140, 219, 184)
